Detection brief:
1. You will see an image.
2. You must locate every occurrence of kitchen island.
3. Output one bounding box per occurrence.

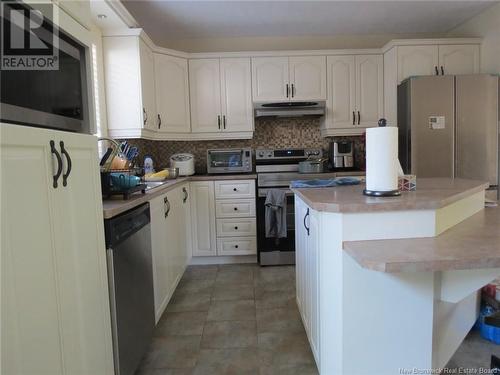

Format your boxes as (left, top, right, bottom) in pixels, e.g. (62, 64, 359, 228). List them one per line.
(292, 178, 500, 375)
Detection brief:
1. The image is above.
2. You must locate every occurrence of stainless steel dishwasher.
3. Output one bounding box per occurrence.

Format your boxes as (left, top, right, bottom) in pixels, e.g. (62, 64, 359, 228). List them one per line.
(105, 203, 154, 375)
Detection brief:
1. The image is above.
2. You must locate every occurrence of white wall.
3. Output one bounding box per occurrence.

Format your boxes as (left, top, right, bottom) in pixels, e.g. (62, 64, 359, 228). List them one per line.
(448, 2, 500, 74)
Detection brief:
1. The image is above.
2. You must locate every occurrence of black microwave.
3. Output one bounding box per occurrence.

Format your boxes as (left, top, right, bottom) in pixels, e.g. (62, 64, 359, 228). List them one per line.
(0, 3, 89, 133)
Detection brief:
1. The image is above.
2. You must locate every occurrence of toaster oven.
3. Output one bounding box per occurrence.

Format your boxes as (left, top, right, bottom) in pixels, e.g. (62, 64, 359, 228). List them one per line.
(207, 148, 253, 174)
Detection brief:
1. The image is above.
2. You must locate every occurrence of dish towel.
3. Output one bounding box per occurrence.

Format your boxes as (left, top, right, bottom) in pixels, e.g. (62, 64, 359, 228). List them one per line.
(290, 177, 361, 189)
(265, 189, 287, 239)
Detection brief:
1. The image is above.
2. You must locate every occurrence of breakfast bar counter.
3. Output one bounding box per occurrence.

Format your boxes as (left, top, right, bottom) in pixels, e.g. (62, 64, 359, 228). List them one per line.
(292, 178, 499, 375)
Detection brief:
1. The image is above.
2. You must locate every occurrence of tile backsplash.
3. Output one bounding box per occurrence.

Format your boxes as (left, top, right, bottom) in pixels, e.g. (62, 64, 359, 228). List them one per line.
(124, 118, 366, 173)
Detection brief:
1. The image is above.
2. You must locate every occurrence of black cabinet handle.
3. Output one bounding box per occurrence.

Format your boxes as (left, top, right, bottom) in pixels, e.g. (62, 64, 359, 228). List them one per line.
(59, 141, 72, 187)
(235, 245, 239, 249)
(182, 187, 188, 203)
(435, 66, 439, 75)
(218, 115, 221, 129)
(440, 66, 444, 75)
(234, 207, 238, 211)
(143, 108, 148, 125)
(352, 111, 356, 125)
(164, 196, 170, 218)
(234, 226, 238, 230)
(291, 84, 295, 98)
(223, 115, 226, 129)
(286, 84, 289, 98)
(303, 208, 310, 236)
(357, 111, 361, 125)
(50, 140, 63, 188)
(233, 188, 237, 191)
(157, 114, 162, 129)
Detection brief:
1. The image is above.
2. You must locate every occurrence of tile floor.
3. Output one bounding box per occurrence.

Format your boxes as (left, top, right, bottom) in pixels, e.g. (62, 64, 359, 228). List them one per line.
(136, 264, 498, 375)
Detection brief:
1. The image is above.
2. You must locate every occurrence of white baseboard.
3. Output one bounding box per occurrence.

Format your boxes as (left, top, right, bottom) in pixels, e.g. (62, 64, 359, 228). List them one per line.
(190, 255, 257, 265)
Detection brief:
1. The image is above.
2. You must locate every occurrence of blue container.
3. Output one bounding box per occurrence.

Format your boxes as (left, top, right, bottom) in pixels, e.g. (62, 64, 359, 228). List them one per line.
(478, 306, 500, 345)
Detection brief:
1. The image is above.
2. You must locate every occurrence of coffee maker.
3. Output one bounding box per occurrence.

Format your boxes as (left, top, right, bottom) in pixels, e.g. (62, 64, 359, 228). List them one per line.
(330, 141, 354, 169)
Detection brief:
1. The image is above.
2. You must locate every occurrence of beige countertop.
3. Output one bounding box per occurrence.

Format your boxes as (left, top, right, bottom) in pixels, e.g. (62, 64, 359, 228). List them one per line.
(343, 206, 500, 273)
(292, 178, 489, 213)
(102, 173, 257, 219)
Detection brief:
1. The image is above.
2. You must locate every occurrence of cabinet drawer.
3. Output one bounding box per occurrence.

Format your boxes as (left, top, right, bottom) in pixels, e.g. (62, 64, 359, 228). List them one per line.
(216, 218, 256, 237)
(215, 199, 256, 218)
(217, 237, 256, 256)
(214, 180, 255, 199)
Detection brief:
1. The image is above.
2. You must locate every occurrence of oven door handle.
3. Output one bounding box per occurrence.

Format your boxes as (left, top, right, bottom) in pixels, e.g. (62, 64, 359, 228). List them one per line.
(258, 188, 293, 197)
(303, 208, 310, 236)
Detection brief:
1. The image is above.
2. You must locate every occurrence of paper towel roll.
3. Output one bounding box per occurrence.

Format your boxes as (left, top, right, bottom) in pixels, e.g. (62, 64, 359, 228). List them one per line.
(365, 126, 399, 192)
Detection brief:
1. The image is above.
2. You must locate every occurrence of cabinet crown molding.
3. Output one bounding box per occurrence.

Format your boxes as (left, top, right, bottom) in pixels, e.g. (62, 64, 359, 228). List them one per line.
(102, 28, 481, 60)
(381, 38, 482, 54)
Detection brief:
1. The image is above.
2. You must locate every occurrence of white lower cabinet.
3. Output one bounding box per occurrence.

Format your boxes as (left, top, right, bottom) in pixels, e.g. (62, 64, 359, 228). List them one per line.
(150, 183, 191, 322)
(295, 196, 320, 366)
(190, 181, 217, 256)
(190, 179, 257, 258)
(1, 124, 114, 375)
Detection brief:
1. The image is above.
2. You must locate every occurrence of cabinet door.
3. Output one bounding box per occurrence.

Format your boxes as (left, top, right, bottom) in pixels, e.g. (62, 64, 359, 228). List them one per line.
(189, 59, 222, 133)
(51, 132, 114, 375)
(179, 185, 192, 267)
(154, 53, 191, 133)
(139, 39, 157, 131)
(220, 58, 254, 133)
(438, 45, 480, 75)
(56, 0, 91, 29)
(355, 55, 384, 127)
(326, 55, 356, 129)
(397, 45, 439, 84)
(294, 198, 307, 326)
(150, 194, 169, 321)
(1, 125, 113, 375)
(190, 181, 217, 256)
(289, 56, 327, 101)
(251, 57, 289, 102)
(2, 126, 65, 375)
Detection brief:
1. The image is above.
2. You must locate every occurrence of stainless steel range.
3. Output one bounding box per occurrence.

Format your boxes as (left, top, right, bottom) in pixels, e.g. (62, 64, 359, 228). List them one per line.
(256, 148, 337, 266)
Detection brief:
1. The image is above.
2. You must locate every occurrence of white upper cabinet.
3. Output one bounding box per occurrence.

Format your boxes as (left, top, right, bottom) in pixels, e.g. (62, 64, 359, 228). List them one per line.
(323, 54, 383, 135)
(397, 45, 439, 84)
(189, 58, 253, 135)
(189, 59, 222, 133)
(154, 53, 191, 134)
(289, 56, 327, 101)
(252, 56, 326, 102)
(326, 55, 356, 129)
(220, 58, 254, 132)
(438, 44, 480, 75)
(252, 57, 289, 102)
(139, 40, 157, 131)
(103, 35, 157, 138)
(356, 54, 383, 127)
(54, 0, 91, 29)
(384, 40, 480, 126)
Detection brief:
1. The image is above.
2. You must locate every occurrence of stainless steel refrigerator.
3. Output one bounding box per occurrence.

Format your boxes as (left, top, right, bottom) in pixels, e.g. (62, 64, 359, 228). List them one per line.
(398, 74, 499, 200)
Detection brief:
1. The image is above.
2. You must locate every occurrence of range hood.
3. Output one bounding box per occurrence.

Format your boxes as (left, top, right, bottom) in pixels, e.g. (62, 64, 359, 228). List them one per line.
(254, 101, 325, 118)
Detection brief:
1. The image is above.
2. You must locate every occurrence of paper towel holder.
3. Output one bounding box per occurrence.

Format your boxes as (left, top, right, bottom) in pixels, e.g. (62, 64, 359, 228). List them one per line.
(363, 118, 402, 197)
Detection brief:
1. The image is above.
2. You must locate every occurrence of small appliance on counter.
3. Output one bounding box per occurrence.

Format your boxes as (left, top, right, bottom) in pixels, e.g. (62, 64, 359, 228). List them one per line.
(170, 153, 195, 176)
(330, 141, 354, 170)
(207, 148, 252, 174)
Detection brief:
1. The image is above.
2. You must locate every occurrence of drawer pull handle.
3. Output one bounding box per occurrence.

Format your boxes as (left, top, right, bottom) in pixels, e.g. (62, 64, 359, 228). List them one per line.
(235, 245, 239, 249)
(234, 207, 238, 211)
(233, 188, 237, 191)
(234, 226, 238, 230)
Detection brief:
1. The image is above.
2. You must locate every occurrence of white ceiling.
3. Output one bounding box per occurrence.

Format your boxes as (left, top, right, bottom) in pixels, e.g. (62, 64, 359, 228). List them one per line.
(122, 0, 496, 43)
